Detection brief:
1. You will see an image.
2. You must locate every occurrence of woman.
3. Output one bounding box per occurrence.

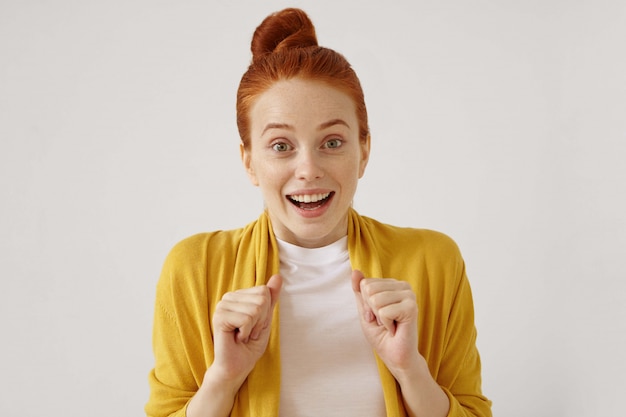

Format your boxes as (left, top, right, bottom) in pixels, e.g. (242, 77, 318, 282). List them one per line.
(146, 8, 491, 417)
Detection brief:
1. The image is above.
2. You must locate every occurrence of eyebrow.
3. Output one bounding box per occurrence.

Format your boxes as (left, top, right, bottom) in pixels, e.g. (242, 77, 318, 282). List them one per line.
(261, 119, 350, 135)
(262, 123, 293, 135)
(319, 119, 350, 130)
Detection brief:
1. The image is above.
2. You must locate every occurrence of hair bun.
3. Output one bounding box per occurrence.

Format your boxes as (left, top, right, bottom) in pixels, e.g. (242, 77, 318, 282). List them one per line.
(251, 8, 318, 59)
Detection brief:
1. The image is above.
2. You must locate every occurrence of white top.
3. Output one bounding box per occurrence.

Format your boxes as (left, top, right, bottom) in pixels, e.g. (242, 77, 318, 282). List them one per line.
(277, 236, 386, 417)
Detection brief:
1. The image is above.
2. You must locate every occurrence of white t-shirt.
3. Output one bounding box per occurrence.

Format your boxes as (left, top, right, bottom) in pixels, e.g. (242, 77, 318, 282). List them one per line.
(277, 236, 386, 416)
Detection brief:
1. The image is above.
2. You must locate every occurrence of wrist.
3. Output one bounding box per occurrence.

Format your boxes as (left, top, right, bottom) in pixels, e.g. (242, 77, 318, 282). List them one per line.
(392, 353, 431, 388)
(202, 365, 247, 398)
(393, 354, 450, 417)
(186, 366, 246, 417)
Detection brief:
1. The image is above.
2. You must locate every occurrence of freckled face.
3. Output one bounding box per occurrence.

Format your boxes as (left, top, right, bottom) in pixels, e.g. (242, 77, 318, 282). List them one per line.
(242, 78, 370, 248)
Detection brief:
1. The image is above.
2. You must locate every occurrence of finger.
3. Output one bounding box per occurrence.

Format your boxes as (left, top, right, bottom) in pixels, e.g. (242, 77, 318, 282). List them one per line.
(371, 302, 396, 335)
(216, 288, 272, 343)
(364, 283, 415, 309)
(376, 298, 417, 325)
(219, 292, 269, 338)
(214, 301, 264, 343)
(359, 278, 412, 295)
(359, 279, 403, 333)
(370, 283, 417, 334)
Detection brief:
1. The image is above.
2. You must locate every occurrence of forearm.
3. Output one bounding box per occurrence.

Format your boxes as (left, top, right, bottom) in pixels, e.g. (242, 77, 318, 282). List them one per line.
(395, 355, 450, 417)
(186, 366, 245, 417)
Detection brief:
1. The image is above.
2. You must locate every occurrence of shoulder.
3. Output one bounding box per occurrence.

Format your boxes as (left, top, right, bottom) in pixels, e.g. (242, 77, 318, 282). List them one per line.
(357, 214, 467, 296)
(360, 215, 462, 259)
(164, 229, 242, 264)
(157, 223, 251, 291)
(163, 217, 263, 265)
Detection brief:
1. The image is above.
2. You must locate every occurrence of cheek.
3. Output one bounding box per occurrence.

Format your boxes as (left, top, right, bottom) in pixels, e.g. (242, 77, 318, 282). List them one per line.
(255, 163, 289, 191)
(344, 157, 365, 181)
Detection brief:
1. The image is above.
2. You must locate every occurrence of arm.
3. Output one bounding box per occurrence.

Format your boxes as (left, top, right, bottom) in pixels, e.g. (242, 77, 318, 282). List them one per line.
(351, 270, 449, 417)
(186, 275, 283, 417)
(145, 264, 282, 417)
(393, 356, 450, 417)
(352, 265, 491, 416)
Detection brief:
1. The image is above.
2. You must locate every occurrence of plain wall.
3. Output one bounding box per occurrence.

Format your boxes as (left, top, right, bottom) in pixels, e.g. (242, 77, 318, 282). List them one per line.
(1, 0, 625, 415)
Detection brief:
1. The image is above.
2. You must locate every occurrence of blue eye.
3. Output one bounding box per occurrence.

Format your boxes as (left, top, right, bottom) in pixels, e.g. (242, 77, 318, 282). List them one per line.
(272, 142, 291, 152)
(325, 138, 343, 149)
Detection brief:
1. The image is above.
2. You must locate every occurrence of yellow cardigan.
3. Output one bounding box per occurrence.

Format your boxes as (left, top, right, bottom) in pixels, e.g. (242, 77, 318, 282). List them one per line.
(146, 209, 491, 416)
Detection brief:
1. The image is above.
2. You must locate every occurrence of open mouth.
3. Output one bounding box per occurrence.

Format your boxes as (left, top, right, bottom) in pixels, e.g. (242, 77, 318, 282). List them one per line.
(287, 192, 334, 210)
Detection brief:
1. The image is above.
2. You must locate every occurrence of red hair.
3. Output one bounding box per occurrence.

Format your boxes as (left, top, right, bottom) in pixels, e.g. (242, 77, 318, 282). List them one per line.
(236, 8, 369, 148)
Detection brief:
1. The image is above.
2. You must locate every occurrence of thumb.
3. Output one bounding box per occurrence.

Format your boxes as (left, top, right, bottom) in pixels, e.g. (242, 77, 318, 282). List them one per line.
(258, 274, 282, 332)
(266, 274, 283, 308)
(351, 270, 375, 324)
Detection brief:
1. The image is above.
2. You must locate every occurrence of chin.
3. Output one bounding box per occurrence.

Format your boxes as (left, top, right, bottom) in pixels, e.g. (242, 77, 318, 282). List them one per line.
(295, 223, 345, 247)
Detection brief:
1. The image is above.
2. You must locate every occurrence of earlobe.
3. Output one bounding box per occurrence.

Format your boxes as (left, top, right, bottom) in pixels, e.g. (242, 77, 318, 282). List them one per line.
(240, 144, 259, 186)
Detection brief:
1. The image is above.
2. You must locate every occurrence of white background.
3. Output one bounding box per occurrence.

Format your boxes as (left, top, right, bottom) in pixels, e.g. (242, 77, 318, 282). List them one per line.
(1, 1, 625, 416)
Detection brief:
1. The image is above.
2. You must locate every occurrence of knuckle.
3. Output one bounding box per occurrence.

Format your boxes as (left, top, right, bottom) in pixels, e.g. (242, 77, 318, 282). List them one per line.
(403, 288, 416, 300)
(221, 291, 237, 302)
(215, 298, 228, 311)
(249, 302, 264, 318)
(370, 292, 385, 309)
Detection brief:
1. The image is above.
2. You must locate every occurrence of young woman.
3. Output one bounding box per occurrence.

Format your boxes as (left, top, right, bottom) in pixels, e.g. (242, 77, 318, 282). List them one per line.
(146, 8, 491, 417)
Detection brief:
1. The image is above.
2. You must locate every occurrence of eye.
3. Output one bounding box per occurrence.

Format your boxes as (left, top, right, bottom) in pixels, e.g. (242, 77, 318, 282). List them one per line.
(271, 142, 292, 152)
(324, 138, 343, 149)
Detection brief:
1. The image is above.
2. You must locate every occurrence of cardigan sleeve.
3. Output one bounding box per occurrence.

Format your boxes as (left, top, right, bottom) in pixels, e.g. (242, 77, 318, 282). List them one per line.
(145, 298, 193, 417)
(437, 256, 492, 417)
(145, 236, 212, 417)
(349, 214, 492, 416)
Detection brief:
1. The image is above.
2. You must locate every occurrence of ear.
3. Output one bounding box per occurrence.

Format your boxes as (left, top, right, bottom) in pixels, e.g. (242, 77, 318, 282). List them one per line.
(240, 144, 259, 186)
(358, 134, 371, 179)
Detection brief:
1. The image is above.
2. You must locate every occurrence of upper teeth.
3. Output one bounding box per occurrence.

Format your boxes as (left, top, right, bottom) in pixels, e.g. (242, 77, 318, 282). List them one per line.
(290, 193, 330, 203)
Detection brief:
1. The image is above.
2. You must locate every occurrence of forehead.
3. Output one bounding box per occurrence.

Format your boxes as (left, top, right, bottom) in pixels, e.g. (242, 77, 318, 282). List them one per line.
(250, 78, 357, 128)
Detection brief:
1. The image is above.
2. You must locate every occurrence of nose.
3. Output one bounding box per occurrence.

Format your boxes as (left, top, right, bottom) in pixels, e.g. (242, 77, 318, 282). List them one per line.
(295, 149, 324, 181)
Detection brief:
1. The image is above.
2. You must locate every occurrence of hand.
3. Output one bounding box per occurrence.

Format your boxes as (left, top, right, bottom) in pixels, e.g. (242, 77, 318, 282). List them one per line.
(351, 270, 420, 376)
(210, 274, 282, 386)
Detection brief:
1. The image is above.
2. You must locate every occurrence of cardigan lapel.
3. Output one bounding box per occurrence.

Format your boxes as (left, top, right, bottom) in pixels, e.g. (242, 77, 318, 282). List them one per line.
(231, 212, 282, 416)
(348, 209, 407, 417)
(232, 209, 406, 416)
